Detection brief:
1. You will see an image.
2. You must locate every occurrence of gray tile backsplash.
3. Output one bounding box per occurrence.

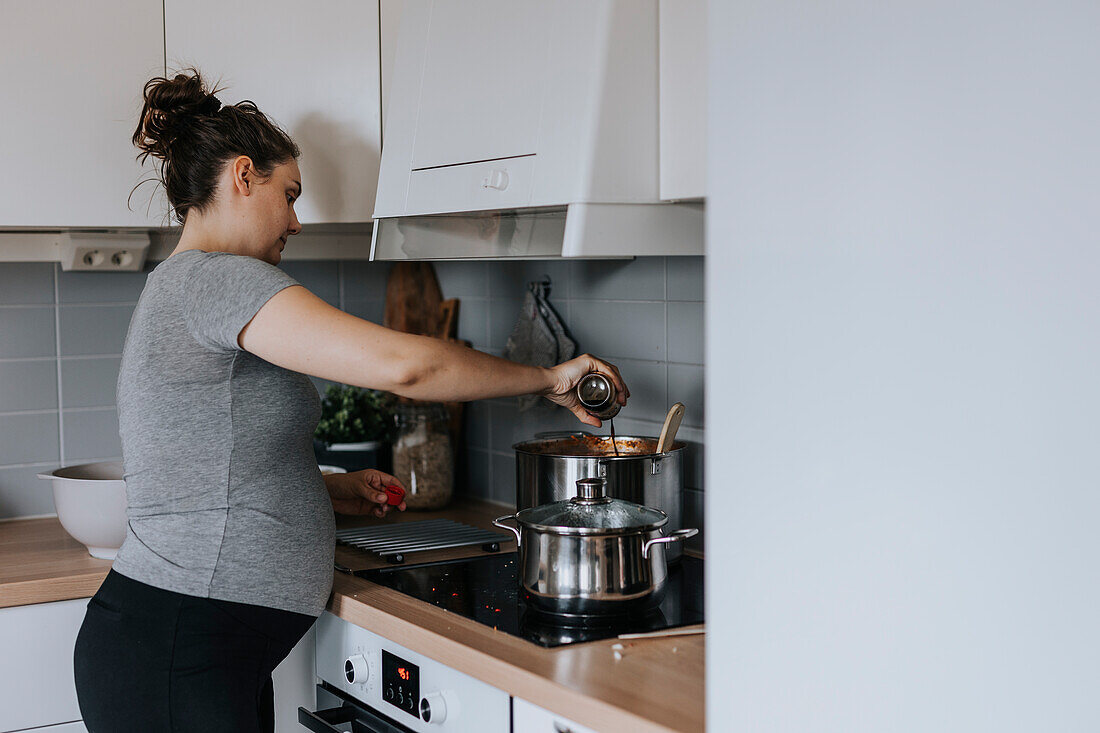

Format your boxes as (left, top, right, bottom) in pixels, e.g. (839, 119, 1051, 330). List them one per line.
(280, 261, 341, 306)
(666, 256, 705, 302)
(59, 304, 135, 356)
(0, 465, 58, 517)
(58, 269, 149, 303)
(433, 260, 491, 298)
(0, 306, 56, 358)
(669, 363, 705, 428)
(1, 262, 145, 518)
(570, 257, 666, 301)
(0, 255, 705, 522)
(344, 298, 385, 326)
(569, 300, 666, 361)
(488, 297, 524, 350)
(667, 302, 705, 365)
(0, 263, 54, 304)
(0, 412, 60, 465)
(60, 357, 122, 409)
(0, 360, 58, 412)
(63, 408, 122, 462)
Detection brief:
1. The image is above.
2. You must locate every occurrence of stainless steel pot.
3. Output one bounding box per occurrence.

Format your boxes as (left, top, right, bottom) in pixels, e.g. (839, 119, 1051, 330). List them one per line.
(513, 431, 686, 560)
(493, 477, 698, 616)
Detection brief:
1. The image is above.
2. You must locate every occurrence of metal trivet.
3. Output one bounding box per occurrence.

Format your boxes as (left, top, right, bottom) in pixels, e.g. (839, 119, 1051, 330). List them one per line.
(336, 519, 508, 564)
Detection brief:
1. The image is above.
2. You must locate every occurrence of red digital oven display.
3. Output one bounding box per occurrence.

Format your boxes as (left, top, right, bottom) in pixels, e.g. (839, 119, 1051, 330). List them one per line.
(381, 650, 420, 718)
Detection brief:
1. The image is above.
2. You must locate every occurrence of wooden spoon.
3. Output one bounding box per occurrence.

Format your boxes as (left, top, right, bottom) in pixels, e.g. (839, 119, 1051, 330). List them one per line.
(656, 402, 686, 453)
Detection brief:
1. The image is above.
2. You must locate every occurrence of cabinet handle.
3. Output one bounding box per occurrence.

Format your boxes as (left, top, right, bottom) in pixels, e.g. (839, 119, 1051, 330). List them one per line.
(553, 723, 575, 733)
(481, 169, 509, 190)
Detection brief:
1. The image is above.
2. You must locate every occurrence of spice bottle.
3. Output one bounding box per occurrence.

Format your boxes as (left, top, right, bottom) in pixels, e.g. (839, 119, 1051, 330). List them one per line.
(392, 402, 454, 510)
(576, 373, 621, 420)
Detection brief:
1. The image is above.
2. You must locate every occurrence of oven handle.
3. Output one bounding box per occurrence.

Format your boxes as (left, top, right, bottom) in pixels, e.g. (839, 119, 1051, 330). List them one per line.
(298, 703, 409, 733)
(298, 705, 356, 732)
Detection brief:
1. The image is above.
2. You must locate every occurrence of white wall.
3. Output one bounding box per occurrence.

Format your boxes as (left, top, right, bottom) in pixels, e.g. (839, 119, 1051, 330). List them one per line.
(706, 1, 1100, 731)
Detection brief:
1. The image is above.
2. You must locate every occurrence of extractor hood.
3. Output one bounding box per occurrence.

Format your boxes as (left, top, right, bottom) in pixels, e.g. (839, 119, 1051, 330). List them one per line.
(370, 0, 703, 260)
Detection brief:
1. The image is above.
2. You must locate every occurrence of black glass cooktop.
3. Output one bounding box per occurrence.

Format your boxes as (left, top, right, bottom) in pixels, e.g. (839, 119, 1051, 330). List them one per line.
(357, 552, 704, 648)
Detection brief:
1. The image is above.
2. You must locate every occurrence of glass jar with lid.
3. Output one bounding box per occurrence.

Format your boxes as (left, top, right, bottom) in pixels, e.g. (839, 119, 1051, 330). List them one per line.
(392, 402, 454, 510)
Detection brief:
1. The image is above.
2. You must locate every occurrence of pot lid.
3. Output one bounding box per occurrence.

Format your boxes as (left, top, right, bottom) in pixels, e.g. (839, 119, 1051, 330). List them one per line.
(515, 477, 667, 534)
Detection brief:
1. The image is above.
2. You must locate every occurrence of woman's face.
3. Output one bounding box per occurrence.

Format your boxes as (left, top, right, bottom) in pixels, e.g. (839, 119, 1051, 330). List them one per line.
(245, 159, 303, 265)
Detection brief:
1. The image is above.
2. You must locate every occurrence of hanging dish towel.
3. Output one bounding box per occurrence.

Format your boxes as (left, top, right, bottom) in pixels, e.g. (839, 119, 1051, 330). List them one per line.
(505, 280, 576, 410)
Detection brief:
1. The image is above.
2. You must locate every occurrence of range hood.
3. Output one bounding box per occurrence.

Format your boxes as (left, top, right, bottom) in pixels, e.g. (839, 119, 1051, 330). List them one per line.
(370, 0, 703, 260)
(370, 203, 703, 260)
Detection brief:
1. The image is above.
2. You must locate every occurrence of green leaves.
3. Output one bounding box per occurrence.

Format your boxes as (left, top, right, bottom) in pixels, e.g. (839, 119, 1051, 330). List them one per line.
(314, 385, 396, 445)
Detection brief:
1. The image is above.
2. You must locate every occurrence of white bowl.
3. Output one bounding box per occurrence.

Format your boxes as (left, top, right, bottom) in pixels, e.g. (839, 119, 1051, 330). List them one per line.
(38, 462, 128, 560)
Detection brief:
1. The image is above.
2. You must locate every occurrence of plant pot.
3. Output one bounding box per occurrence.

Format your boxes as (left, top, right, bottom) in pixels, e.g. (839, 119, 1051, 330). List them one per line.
(313, 440, 391, 473)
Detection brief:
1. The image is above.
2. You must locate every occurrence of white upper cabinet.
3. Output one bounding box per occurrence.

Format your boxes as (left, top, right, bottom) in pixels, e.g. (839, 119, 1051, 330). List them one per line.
(0, 1, 166, 228)
(409, 0, 544, 169)
(659, 0, 706, 200)
(375, 0, 664, 219)
(165, 0, 382, 224)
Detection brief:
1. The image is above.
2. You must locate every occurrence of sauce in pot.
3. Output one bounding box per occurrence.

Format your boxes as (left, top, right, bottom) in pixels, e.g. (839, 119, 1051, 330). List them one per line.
(515, 434, 675, 457)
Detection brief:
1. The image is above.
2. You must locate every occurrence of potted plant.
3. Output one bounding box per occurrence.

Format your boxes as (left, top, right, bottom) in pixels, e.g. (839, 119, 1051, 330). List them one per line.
(313, 385, 397, 472)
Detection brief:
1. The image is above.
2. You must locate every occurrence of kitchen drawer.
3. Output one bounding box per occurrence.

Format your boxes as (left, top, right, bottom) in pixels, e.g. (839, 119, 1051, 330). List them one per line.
(512, 698, 598, 733)
(405, 155, 536, 215)
(0, 598, 87, 732)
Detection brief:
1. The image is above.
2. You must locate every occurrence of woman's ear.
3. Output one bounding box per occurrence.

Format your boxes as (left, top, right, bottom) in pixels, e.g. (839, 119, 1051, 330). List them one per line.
(230, 155, 255, 196)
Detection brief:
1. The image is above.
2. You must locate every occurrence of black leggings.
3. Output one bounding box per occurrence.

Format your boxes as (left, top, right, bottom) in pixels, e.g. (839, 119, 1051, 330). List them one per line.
(74, 569, 316, 733)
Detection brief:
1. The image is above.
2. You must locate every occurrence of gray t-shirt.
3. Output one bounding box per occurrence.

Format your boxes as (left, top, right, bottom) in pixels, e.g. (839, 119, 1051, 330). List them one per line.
(112, 250, 334, 616)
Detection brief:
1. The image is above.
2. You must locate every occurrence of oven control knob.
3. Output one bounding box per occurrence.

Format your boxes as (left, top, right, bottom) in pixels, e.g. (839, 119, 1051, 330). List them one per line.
(420, 692, 448, 724)
(343, 655, 369, 685)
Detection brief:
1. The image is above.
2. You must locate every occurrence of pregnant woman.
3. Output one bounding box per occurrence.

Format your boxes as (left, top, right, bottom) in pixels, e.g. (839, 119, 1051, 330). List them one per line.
(72, 69, 628, 732)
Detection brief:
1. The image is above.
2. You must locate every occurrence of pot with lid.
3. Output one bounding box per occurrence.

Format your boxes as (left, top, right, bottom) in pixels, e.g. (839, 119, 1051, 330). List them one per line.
(513, 431, 686, 560)
(493, 477, 698, 616)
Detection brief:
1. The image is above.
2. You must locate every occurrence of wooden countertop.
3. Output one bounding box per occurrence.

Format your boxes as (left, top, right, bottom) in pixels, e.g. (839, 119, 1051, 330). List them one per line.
(0, 502, 705, 732)
(0, 517, 113, 608)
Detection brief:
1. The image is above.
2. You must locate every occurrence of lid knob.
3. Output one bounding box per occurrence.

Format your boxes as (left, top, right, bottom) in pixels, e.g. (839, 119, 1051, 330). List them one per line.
(575, 477, 608, 502)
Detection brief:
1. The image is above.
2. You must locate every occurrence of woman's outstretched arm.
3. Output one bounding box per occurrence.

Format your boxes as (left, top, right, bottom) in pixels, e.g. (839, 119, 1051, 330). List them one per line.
(238, 284, 628, 427)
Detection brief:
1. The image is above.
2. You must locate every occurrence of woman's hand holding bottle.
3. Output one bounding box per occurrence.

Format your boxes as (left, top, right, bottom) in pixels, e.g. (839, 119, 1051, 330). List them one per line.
(543, 354, 630, 427)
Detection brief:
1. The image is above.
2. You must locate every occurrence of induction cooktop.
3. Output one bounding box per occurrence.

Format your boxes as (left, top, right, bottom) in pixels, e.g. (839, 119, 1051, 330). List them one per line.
(356, 551, 704, 648)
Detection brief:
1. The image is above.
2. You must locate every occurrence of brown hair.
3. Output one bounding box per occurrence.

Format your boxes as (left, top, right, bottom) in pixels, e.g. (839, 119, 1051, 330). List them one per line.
(133, 69, 299, 224)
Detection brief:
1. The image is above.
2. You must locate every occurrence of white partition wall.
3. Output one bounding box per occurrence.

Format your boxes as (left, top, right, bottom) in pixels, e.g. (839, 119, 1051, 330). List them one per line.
(706, 1, 1100, 730)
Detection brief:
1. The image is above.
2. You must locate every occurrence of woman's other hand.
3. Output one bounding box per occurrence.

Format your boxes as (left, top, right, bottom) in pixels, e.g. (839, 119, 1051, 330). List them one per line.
(325, 469, 407, 518)
(543, 354, 630, 428)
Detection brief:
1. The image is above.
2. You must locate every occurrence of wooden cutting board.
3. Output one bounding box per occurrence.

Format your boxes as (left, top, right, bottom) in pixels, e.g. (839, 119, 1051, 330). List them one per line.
(383, 262, 443, 336)
(382, 264, 467, 453)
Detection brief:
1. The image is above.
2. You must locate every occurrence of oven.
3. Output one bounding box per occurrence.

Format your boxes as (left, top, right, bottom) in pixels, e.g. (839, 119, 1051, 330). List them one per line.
(298, 612, 511, 733)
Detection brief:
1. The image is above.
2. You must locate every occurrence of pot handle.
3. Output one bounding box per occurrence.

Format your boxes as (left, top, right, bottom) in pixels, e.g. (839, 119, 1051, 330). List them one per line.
(534, 430, 593, 439)
(492, 515, 522, 547)
(642, 528, 699, 559)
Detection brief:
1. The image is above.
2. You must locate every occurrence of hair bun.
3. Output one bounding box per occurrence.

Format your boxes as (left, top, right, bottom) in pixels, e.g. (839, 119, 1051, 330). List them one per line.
(133, 69, 221, 162)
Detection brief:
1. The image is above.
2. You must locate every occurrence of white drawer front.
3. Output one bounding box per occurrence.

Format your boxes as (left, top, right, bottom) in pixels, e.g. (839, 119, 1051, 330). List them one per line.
(0, 598, 88, 732)
(512, 698, 599, 733)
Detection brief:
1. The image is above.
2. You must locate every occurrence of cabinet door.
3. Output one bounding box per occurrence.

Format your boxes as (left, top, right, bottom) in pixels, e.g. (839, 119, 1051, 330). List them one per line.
(512, 698, 599, 733)
(0, 598, 88, 732)
(165, 0, 382, 224)
(0, 1, 166, 228)
(659, 0, 706, 200)
(408, 0, 545, 170)
(271, 625, 315, 733)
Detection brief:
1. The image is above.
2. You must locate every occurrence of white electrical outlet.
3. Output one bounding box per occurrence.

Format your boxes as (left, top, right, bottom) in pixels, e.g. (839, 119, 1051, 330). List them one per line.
(59, 232, 150, 272)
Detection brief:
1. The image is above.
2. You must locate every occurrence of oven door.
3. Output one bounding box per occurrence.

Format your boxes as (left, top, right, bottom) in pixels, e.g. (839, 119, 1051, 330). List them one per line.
(299, 683, 413, 733)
